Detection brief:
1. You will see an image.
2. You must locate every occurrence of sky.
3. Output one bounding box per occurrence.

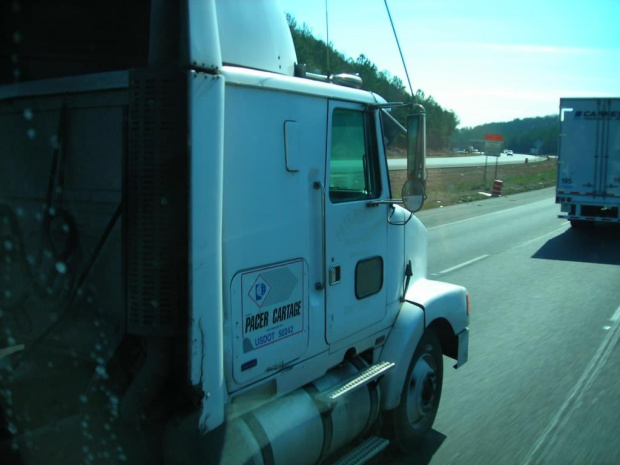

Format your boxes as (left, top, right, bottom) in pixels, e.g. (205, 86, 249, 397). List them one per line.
(281, 0, 620, 128)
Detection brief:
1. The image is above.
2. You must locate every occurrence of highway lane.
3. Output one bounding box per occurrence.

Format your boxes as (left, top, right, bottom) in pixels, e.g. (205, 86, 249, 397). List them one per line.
(388, 153, 546, 169)
(372, 187, 620, 464)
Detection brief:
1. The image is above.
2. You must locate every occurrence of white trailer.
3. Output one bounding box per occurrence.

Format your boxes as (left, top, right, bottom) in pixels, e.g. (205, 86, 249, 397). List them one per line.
(557, 98, 620, 226)
(0, 1, 469, 464)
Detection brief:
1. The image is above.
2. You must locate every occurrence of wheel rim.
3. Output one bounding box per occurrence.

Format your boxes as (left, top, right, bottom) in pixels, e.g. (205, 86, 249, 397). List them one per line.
(406, 352, 438, 426)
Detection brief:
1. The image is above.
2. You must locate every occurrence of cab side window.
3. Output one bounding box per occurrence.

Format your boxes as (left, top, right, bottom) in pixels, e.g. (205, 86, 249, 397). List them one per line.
(329, 109, 381, 203)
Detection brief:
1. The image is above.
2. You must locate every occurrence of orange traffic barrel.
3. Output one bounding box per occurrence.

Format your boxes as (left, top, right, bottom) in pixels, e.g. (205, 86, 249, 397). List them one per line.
(491, 180, 503, 197)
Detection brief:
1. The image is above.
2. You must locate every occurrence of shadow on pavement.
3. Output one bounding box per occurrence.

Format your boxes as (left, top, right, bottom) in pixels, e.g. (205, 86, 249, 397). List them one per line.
(370, 429, 446, 465)
(533, 223, 620, 265)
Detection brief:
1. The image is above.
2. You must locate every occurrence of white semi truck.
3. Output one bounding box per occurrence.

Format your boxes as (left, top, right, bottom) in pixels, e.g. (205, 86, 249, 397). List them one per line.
(0, 1, 469, 464)
(557, 98, 620, 227)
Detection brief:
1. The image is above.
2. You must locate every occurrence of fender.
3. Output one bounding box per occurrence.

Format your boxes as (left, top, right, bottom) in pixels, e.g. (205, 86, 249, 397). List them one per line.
(379, 278, 469, 411)
(378, 301, 425, 410)
(405, 278, 469, 336)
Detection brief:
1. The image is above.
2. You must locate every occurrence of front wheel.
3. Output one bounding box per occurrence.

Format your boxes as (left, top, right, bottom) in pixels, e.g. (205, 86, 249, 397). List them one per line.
(387, 330, 443, 453)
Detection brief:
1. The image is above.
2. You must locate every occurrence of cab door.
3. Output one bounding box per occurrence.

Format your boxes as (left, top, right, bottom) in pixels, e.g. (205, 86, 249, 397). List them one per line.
(325, 101, 388, 343)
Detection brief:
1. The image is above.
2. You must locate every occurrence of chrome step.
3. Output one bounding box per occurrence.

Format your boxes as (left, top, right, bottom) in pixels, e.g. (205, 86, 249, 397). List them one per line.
(332, 436, 390, 465)
(317, 361, 394, 404)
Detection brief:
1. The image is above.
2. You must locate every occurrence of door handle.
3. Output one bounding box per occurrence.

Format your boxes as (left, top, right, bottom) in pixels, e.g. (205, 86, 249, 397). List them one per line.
(313, 181, 326, 290)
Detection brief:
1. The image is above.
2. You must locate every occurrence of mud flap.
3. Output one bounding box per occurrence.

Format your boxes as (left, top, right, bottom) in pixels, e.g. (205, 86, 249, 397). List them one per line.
(455, 328, 469, 368)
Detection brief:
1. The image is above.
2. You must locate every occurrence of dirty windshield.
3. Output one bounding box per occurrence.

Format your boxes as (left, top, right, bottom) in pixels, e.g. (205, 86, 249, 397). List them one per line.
(1, 1, 619, 464)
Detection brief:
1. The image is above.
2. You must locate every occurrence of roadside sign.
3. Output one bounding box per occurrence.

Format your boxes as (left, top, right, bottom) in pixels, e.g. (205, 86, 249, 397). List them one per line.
(484, 134, 503, 157)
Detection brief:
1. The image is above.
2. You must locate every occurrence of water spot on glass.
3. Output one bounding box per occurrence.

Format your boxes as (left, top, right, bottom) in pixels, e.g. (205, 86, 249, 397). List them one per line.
(27, 254, 35, 265)
(3, 240, 13, 251)
(12, 31, 22, 44)
(118, 454, 128, 462)
(48, 207, 56, 216)
(13, 69, 21, 80)
(15, 207, 24, 217)
(47, 361, 54, 368)
(35, 212, 43, 222)
(8, 423, 18, 434)
(82, 445, 90, 454)
(27, 128, 36, 139)
(61, 223, 70, 233)
(81, 421, 88, 429)
(23, 108, 33, 121)
(95, 343, 102, 351)
(10, 53, 18, 63)
(150, 300, 159, 309)
(49, 134, 59, 149)
(7, 336, 15, 345)
(80, 395, 88, 403)
(93, 319, 100, 327)
(0, 310, 4, 318)
(96, 366, 108, 379)
(44, 249, 53, 258)
(11, 441, 19, 451)
(4, 290, 12, 299)
(55, 262, 67, 274)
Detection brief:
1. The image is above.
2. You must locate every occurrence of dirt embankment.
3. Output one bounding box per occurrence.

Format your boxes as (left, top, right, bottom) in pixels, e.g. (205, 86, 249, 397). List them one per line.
(389, 158, 557, 210)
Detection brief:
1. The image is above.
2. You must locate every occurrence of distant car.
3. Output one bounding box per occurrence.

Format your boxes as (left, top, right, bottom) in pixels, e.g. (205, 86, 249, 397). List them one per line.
(506, 149, 513, 156)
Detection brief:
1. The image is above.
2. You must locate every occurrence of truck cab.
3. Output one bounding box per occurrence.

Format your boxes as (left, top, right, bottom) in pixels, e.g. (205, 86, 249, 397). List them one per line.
(0, 1, 469, 463)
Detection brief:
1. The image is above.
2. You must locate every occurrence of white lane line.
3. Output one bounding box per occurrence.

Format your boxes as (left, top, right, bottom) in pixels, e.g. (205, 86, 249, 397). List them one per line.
(427, 199, 551, 230)
(513, 223, 570, 249)
(522, 306, 620, 465)
(611, 305, 620, 322)
(437, 254, 490, 275)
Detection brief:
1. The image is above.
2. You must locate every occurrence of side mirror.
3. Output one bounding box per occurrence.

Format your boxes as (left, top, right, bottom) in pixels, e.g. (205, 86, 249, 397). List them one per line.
(401, 179, 425, 213)
(406, 104, 426, 185)
(403, 104, 426, 212)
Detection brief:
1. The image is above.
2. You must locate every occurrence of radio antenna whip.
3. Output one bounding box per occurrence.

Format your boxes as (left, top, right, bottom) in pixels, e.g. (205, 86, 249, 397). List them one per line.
(384, 0, 414, 100)
(325, 0, 330, 75)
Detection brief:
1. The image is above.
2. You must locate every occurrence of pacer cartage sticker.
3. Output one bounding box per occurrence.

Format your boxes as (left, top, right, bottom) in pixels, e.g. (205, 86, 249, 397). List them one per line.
(241, 259, 305, 352)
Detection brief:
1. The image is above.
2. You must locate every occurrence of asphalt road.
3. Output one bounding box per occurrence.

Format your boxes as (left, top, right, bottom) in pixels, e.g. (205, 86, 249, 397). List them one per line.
(372, 187, 620, 465)
(388, 153, 546, 169)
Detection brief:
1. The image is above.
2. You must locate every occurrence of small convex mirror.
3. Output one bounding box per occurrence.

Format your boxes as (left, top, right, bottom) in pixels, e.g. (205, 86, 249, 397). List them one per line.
(401, 179, 425, 212)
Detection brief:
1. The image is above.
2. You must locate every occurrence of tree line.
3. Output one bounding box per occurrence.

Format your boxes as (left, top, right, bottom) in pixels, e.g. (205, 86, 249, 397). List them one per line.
(452, 115, 559, 155)
(288, 16, 558, 155)
(287, 15, 459, 151)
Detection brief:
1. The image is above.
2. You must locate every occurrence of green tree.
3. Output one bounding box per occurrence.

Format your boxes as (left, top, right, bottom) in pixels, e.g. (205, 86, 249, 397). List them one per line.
(287, 15, 459, 150)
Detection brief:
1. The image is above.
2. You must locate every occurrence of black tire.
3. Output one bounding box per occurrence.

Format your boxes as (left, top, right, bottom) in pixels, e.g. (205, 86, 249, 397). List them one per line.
(387, 330, 443, 453)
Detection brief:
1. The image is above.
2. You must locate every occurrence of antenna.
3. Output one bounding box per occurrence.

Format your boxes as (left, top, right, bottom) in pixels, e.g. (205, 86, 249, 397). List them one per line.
(325, 0, 330, 75)
(384, 0, 415, 100)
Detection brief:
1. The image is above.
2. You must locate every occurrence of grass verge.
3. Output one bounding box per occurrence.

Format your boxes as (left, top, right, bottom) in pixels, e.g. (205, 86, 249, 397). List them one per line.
(389, 158, 557, 211)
